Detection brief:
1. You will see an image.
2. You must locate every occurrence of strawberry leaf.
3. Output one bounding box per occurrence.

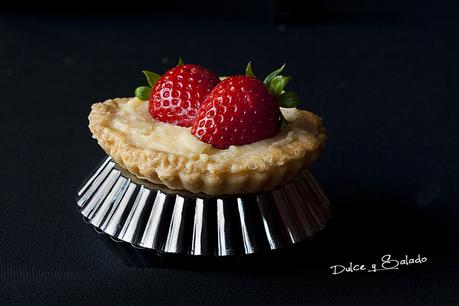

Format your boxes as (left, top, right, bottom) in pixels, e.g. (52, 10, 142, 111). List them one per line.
(142, 70, 161, 88)
(279, 91, 301, 108)
(135, 86, 152, 100)
(280, 114, 289, 130)
(177, 57, 184, 66)
(269, 75, 291, 97)
(263, 63, 286, 85)
(245, 62, 256, 78)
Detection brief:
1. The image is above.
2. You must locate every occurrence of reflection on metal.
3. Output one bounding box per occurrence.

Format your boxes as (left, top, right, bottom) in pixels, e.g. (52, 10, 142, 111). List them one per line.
(76, 156, 331, 256)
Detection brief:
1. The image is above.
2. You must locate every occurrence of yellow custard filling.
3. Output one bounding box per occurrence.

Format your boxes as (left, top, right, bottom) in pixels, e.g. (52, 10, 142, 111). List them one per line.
(110, 97, 319, 161)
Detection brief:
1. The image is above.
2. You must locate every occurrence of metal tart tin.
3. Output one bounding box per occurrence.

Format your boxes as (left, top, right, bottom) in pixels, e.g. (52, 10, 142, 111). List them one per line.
(76, 156, 331, 260)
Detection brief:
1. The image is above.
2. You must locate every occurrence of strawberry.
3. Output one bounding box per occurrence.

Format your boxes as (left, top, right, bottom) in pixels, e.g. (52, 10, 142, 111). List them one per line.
(135, 59, 220, 127)
(191, 63, 301, 149)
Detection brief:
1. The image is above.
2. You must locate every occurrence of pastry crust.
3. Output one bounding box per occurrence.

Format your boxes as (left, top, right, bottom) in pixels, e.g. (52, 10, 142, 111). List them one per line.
(88, 98, 326, 195)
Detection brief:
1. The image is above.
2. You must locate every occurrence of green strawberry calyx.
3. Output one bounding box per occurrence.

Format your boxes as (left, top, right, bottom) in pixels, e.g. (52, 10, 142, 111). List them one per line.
(134, 57, 184, 100)
(245, 62, 301, 127)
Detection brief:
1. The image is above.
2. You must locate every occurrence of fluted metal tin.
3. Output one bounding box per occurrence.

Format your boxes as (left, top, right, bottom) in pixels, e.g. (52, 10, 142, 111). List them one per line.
(76, 156, 331, 257)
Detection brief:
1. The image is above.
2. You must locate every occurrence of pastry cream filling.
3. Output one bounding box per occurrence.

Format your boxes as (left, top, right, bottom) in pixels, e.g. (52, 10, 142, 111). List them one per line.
(112, 97, 318, 160)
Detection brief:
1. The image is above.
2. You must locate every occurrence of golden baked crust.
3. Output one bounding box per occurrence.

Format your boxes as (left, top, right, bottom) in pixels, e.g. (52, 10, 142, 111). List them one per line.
(88, 98, 326, 195)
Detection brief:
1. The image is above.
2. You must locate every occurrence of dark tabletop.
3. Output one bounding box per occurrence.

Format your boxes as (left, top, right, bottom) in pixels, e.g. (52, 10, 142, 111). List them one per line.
(1, 1, 458, 305)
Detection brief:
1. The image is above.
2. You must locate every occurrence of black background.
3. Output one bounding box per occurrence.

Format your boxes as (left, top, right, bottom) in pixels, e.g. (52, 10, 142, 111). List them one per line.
(1, 0, 458, 304)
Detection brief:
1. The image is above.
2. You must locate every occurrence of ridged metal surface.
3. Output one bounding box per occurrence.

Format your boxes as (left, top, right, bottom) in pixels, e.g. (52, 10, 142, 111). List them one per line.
(76, 156, 331, 256)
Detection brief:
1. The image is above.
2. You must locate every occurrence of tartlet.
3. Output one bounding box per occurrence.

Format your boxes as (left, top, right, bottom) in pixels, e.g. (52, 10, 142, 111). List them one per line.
(88, 97, 326, 195)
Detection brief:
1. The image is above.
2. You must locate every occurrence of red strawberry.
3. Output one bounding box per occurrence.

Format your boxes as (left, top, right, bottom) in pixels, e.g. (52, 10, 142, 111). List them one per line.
(135, 63, 220, 127)
(191, 76, 281, 149)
